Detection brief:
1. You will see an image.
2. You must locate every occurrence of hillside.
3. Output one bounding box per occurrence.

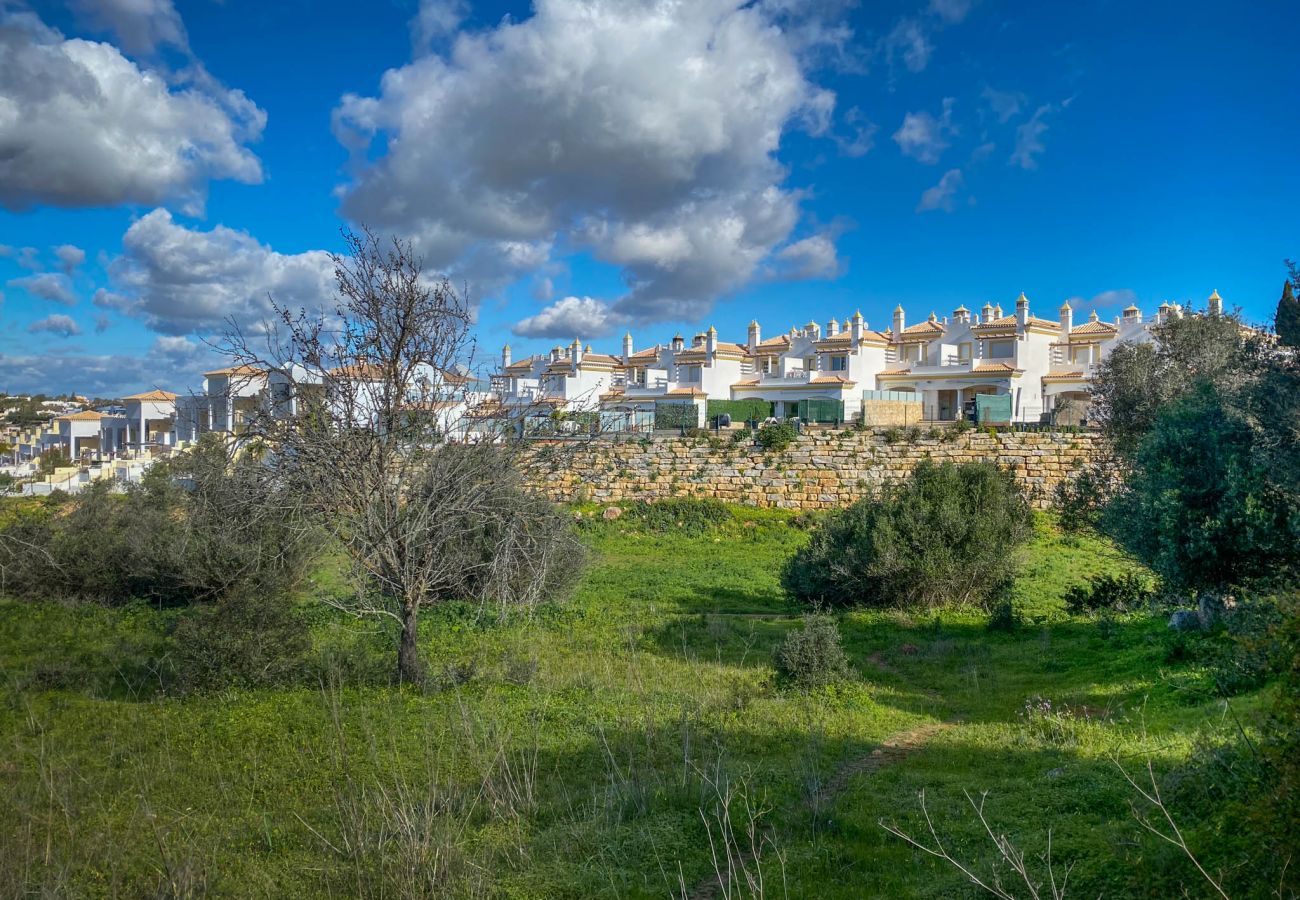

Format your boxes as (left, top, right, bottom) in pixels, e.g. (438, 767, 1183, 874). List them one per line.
(0, 508, 1271, 898)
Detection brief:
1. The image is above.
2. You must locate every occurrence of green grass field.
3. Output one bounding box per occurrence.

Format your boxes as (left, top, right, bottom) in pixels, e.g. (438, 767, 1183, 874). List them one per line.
(0, 509, 1273, 898)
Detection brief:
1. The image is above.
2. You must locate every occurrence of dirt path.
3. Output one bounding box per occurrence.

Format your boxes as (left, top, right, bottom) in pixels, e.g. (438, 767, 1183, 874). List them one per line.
(685, 719, 956, 900)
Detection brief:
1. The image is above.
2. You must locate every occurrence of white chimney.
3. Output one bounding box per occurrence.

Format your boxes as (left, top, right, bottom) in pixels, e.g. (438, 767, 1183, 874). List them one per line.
(570, 337, 582, 364)
(1015, 292, 1029, 329)
(747, 320, 761, 353)
(892, 305, 905, 341)
(827, 317, 840, 336)
(981, 302, 994, 324)
(622, 331, 633, 363)
(1208, 289, 1223, 317)
(850, 310, 863, 344)
(806, 320, 821, 339)
(705, 325, 717, 355)
(1059, 301, 1073, 334)
(502, 343, 512, 369)
(550, 346, 561, 363)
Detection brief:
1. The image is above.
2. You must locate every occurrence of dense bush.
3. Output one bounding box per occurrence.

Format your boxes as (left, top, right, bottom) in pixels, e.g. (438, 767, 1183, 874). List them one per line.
(170, 591, 311, 692)
(773, 613, 851, 686)
(1104, 383, 1299, 592)
(1052, 461, 1122, 532)
(782, 460, 1033, 610)
(756, 422, 797, 452)
(620, 497, 731, 533)
(1063, 571, 1156, 615)
(0, 437, 316, 607)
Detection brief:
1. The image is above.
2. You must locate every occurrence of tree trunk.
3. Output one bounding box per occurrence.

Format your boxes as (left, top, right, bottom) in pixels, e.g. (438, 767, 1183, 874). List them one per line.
(396, 602, 425, 686)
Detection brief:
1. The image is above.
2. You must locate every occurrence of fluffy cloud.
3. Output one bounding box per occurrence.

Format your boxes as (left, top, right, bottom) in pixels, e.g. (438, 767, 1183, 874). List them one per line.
(69, 0, 188, 56)
(0, 8, 265, 212)
(893, 98, 957, 164)
(28, 314, 81, 337)
(106, 209, 335, 335)
(334, 0, 844, 325)
(411, 0, 468, 52)
(0, 244, 41, 270)
(513, 296, 616, 340)
(1010, 104, 1054, 170)
(55, 243, 86, 273)
(774, 233, 841, 279)
(0, 335, 214, 396)
(916, 168, 964, 212)
(8, 272, 76, 305)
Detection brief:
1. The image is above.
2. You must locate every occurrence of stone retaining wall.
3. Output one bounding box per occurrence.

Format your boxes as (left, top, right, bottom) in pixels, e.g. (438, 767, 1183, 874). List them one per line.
(525, 429, 1102, 510)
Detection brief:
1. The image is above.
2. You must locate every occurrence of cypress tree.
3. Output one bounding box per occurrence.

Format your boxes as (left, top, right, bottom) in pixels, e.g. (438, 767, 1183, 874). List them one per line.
(1277, 279, 1300, 348)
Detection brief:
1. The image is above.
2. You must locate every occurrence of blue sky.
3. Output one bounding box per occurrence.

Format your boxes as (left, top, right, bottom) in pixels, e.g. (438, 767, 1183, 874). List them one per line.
(1, 0, 1296, 396)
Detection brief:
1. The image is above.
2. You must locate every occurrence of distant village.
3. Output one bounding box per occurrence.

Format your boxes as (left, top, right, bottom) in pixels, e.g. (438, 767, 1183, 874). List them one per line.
(2, 291, 1227, 495)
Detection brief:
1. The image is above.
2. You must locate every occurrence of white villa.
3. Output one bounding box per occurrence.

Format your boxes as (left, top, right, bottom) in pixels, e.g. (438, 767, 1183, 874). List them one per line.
(493, 291, 1228, 428)
(3, 288, 1231, 494)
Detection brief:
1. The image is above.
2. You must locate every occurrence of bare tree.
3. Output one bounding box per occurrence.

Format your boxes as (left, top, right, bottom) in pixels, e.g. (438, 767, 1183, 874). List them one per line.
(220, 229, 584, 684)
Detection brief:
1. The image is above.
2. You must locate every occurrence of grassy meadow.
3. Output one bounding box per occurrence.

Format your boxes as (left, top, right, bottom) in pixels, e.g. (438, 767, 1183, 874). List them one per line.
(0, 507, 1275, 898)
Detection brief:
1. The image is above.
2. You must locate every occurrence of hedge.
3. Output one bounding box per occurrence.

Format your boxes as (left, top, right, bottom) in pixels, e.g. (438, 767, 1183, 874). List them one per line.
(706, 399, 775, 422)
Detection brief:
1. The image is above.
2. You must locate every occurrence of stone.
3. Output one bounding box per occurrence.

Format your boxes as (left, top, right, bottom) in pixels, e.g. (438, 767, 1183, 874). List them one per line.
(1168, 610, 1201, 632)
(602, 506, 623, 520)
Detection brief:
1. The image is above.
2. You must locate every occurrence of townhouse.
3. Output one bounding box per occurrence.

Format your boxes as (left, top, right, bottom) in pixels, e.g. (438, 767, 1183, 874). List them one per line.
(495, 291, 1230, 428)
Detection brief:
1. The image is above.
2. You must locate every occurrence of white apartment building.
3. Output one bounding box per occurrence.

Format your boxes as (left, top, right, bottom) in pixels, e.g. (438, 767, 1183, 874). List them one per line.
(495, 290, 1229, 427)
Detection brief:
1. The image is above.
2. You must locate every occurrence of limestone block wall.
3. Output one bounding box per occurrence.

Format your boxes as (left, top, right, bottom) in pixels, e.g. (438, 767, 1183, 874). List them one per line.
(525, 429, 1102, 510)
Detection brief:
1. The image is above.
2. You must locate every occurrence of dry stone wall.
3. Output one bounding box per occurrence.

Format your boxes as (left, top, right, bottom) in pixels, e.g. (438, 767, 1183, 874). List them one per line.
(525, 429, 1102, 510)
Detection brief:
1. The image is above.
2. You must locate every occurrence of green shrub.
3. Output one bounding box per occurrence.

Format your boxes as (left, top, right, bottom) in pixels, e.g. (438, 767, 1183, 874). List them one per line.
(1105, 383, 1299, 592)
(782, 460, 1033, 610)
(170, 592, 310, 692)
(1053, 462, 1120, 532)
(986, 598, 1021, 631)
(728, 428, 753, 447)
(620, 498, 731, 533)
(756, 422, 797, 452)
(1063, 571, 1156, 615)
(0, 436, 316, 608)
(773, 613, 850, 687)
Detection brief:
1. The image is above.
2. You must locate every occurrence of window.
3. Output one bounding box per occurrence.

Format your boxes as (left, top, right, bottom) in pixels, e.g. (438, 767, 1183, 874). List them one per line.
(1070, 345, 1092, 365)
(805, 356, 817, 371)
(988, 340, 1014, 359)
(957, 342, 972, 362)
(683, 365, 702, 382)
(901, 344, 920, 362)
(829, 355, 848, 371)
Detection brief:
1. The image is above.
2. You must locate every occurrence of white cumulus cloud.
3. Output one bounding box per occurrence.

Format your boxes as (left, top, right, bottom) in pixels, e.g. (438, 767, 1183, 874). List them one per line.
(28, 313, 81, 337)
(514, 296, 616, 340)
(69, 0, 188, 56)
(8, 272, 77, 305)
(55, 243, 86, 273)
(0, 8, 265, 213)
(333, 0, 845, 325)
(105, 209, 335, 335)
